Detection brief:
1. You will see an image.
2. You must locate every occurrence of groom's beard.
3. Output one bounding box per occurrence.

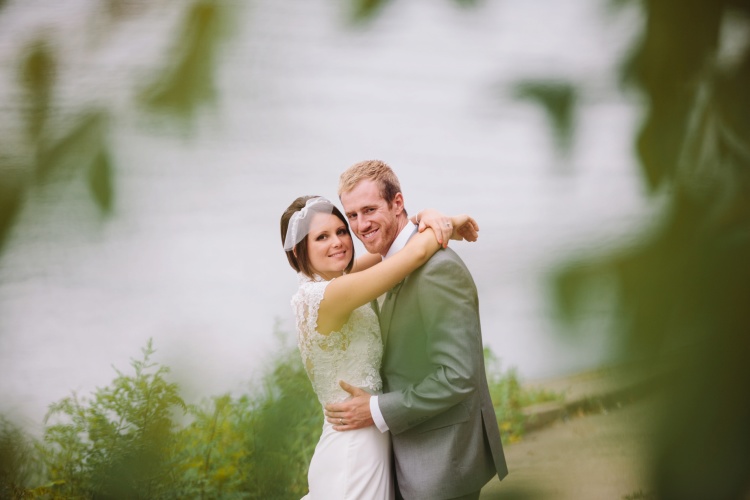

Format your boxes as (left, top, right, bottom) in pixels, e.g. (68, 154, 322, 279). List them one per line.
(357, 218, 406, 256)
(357, 227, 393, 255)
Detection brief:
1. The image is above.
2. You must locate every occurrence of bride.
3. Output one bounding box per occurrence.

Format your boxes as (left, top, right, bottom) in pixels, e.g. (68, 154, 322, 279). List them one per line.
(280, 195, 477, 499)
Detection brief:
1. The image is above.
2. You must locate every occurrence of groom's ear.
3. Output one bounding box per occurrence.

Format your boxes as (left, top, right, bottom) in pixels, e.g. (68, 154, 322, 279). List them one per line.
(392, 192, 405, 214)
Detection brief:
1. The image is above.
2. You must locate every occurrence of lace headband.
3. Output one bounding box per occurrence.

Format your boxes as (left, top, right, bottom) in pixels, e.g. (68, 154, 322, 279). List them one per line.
(283, 197, 337, 251)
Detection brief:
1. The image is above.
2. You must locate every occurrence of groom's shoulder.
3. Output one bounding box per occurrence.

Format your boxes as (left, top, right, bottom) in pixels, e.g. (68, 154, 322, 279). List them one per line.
(420, 246, 471, 274)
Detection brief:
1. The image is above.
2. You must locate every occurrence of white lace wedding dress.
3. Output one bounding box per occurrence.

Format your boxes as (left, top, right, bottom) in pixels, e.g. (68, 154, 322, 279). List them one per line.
(292, 274, 394, 500)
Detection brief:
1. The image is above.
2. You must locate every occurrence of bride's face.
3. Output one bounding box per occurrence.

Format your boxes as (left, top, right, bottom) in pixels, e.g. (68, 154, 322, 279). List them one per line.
(306, 212, 353, 280)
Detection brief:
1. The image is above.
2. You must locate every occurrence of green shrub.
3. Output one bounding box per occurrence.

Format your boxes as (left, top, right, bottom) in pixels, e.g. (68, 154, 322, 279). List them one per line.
(240, 345, 320, 499)
(4, 337, 560, 498)
(0, 416, 44, 499)
(173, 394, 253, 499)
(171, 343, 320, 500)
(484, 347, 563, 443)
(41, 339, 186, 499)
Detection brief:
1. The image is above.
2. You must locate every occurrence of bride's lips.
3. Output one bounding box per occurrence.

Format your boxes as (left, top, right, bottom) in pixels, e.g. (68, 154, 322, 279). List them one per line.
(329, 250, 348, 259)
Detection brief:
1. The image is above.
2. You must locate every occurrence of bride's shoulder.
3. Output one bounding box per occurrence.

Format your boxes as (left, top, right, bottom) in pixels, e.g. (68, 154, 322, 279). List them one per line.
(294, 273, 330, 299)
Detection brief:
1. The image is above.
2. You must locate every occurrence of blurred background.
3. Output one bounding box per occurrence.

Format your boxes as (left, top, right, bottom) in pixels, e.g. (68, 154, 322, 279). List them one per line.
(0, 0, 646, 429)
(1, 0, 750, 497)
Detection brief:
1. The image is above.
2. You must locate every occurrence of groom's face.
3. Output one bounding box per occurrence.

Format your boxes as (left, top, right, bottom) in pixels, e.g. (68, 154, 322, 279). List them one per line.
(340, 179, 404, 257)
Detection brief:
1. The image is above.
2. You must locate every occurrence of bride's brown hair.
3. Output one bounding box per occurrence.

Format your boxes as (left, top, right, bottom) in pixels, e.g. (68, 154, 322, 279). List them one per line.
(280, 195, 355, 278)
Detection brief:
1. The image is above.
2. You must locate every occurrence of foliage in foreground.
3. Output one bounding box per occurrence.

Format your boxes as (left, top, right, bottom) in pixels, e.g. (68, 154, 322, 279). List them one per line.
(41, 340, 186, 498)
(0, 415, 44, 499)
(0, 339, 554, 499)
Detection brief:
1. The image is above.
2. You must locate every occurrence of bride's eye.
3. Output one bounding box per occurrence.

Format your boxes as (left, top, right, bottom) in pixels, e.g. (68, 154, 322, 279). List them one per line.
(337, 228, 348, 236)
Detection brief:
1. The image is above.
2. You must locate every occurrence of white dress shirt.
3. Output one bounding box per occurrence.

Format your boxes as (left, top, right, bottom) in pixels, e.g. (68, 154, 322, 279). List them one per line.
(370, 222, 417, 433)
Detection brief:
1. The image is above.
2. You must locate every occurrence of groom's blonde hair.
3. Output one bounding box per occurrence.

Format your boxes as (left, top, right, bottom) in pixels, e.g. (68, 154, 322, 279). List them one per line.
(338, 159, 405, 212)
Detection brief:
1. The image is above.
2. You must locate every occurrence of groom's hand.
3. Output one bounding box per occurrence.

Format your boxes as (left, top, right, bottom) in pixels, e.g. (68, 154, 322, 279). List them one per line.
(324, 381, 374, 432)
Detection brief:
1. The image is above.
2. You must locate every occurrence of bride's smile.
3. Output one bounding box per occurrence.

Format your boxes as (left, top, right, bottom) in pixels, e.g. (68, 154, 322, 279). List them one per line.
(307, 212, 354, 280)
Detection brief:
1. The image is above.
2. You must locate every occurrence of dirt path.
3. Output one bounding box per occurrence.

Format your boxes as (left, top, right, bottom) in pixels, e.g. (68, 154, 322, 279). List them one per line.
(481, 398, 655, 499)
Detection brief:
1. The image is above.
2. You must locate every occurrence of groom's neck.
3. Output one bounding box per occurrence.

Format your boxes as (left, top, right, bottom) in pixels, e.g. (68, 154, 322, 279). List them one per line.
(381, 215, 410, 257)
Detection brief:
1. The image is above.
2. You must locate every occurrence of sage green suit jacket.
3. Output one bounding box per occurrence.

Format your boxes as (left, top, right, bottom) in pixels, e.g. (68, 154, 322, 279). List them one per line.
(377, 245, 508, 499)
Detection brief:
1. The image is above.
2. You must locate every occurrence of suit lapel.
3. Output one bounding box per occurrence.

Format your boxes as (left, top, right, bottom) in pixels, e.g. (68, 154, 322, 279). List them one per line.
(379, 279, 404, 347)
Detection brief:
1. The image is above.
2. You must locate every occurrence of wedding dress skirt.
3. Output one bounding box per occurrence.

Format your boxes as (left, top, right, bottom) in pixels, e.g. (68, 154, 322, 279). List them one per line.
(302, 418, 393, 499)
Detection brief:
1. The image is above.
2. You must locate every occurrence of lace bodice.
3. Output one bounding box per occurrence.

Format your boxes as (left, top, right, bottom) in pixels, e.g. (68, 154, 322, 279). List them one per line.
(291, 274, 383, 406)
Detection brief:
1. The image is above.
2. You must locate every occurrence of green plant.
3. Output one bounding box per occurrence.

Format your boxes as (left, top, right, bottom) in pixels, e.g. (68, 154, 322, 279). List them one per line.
(172, 336, 320, 499)
(30, 334, 320, 499)
(623, 489, 658, 500)
(174, 394, 253, 499)
(241, 346, 320, 499)
(14, 336, 567, 498)
(0, 416, 45, 499)
(41, 339, 186, 499)
(484, 347, 563, 443)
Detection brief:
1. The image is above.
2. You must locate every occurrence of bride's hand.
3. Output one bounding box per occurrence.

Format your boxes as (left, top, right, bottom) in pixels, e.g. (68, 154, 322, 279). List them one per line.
(412, 209, 480, 246)
(449, 214, 479, 242)
(412, 208, 453, 247)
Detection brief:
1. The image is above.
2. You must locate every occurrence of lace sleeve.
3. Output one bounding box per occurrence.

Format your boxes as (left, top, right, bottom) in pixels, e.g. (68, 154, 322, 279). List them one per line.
(291, 276, 330, 339)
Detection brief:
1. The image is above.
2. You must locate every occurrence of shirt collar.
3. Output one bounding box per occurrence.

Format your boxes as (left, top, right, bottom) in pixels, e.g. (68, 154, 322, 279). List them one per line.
(383, 222, 417, 260)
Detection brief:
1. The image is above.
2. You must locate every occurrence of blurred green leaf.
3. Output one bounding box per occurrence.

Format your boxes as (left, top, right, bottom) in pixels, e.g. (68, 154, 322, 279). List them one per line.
(453, 0, 481, 7)
(37, 111, 105, 180)
(552, 3, 750, 495)
(513, 79, 578, 158)
(105, 0, 149, 20)
(607, 0, 637, 10)
(551, 260, 600, 326)
(35, 111, 115, 214)
(348, 0, 479, 22)
(0, 168, 25, 254)
(622, 0, 724, 192)
(18, 38, 56, 141)
(140, 0, 227, 119)
(88, 148, 114, 214)
(349, 0, 391, 23)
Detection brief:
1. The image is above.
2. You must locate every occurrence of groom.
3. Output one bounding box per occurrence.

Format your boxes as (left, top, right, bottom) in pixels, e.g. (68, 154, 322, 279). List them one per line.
(325, 160, 508, 499)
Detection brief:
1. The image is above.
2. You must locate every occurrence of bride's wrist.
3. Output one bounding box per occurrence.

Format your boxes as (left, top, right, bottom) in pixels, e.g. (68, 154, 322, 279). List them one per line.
(413, 209, 424, 224)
